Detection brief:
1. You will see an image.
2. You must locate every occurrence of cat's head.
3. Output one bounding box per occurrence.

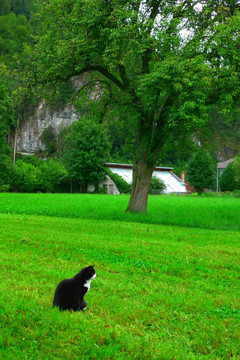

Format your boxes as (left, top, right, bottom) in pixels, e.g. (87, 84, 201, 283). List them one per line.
(83, 265, 96, 280)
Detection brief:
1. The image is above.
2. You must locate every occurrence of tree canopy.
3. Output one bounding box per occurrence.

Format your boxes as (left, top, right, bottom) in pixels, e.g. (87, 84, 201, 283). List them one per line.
(32, 0, 240, 211)
(63, 118, 111, 193)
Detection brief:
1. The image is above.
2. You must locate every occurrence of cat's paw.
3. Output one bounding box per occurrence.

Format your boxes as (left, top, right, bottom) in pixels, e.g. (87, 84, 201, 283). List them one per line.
(80, 299, 87, 310)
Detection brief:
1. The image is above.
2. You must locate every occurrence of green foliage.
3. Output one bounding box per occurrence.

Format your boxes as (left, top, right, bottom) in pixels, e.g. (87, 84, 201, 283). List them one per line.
(0, 12, 30, 66)
(108, 118, 135, 163)
(0, 0, 33, 18)
(149, 176, 166, 195)
(63, 118, 111, 192)
(198, 107, 240, 160)
(0, 153, 14, 186)
(0, 0, 11, 15)
(0, 65, 14, 152)
(10, 159, 42, 192)
(209, 14, 240, 113)
(12, 155, 71, 193)
(40, 125, 57, 155)
(0, 184, 10, 192)
(105, 168, 131, 194)
(39, 159, 70, 193)
(186, 149, 216, 195)
(158, 133, 198, 173)
(219, 162, 239, 192)
(233, 154, 240, 183)
(46, 80, 75, 110)
(0, 66, 14, 186)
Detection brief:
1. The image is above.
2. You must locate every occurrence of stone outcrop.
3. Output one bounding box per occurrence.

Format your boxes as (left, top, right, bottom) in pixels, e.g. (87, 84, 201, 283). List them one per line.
(12, 75, 91, 153)
(15, 100, 79, 153)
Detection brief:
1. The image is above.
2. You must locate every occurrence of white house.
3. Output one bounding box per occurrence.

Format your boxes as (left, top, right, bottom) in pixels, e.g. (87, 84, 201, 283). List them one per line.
(96, 163, 187, 194)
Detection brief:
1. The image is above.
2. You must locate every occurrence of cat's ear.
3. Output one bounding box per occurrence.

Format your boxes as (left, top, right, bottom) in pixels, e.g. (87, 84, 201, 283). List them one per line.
(91, 265, 95, 268)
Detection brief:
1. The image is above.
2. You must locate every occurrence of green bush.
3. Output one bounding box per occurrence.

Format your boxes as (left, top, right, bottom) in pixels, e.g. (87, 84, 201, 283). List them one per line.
(149, 176, 166, 195)
(0, 153, 14, 187)
(219, 162, 238, 192)
(40, 159, 70, 193)
(233, 154, 240, 183)
(10, 160, 42, 192)
(105, 168, 131, 193)
(0, 184, 10, 192)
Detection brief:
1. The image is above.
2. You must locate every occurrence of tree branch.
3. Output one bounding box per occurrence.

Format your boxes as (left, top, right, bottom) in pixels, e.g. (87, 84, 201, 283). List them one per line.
(142, 1, 160, 74)
(77, 65, 125, 91)
(76, 79, 112, 97)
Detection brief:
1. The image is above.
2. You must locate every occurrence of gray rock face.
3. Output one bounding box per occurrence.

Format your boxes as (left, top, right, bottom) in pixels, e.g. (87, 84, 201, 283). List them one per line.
(15, 100, 79, 153)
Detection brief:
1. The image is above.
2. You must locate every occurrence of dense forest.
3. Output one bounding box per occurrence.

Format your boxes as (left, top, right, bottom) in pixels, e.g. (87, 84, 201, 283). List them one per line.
(0, 0, 239, 199)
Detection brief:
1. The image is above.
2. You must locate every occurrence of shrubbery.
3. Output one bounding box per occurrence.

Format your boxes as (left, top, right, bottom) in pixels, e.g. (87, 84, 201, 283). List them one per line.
(149, 176, 166, 195)
(219, 162, 238, 192)
(233, 154, 240, 184)
(105, 168, 131, 193)
(40, 159, 70, 193)
(10, 160, 42, 192)
(0, 157, 71, 193)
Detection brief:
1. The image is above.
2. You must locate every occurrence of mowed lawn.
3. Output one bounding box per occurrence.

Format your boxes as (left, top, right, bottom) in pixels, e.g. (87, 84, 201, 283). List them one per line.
(0, 194, 240, 359)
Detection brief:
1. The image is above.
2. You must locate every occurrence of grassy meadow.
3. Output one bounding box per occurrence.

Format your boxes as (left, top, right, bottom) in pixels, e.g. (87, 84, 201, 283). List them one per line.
(0, 193, 239, 359)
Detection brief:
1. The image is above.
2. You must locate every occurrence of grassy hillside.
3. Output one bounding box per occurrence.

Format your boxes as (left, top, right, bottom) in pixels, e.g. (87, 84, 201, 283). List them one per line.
(0, 194, 239, 359)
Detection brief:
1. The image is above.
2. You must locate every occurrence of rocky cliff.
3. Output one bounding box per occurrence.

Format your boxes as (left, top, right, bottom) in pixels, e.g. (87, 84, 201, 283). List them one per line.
(12, 75, 91, 153)
(14, 100, 79, 153)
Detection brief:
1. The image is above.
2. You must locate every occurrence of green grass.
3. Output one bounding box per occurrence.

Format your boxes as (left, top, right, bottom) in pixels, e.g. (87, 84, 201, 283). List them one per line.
(0, 193, 239, 231)
(0, 194, 240, 359)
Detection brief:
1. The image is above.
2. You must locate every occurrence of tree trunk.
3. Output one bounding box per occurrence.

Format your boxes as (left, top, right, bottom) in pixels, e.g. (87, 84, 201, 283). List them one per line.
(126, 158, 154, 213)
(13, 126, 17, 164)
(79, 182, 88, 193)
(126, 110, 164, 213)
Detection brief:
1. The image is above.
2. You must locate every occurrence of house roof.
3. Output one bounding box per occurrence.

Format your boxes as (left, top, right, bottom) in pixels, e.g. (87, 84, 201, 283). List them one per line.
(216, 158, 234, 170)
(104, 162, 174, 171)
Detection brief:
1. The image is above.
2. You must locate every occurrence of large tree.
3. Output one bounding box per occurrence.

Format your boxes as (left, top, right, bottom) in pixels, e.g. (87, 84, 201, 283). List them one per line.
(33, 0, 240, 212)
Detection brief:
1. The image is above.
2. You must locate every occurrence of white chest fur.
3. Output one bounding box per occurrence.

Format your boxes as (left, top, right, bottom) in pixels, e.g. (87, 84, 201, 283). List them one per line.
(84, 279, 91, 291)
(84, 274, 96, 291)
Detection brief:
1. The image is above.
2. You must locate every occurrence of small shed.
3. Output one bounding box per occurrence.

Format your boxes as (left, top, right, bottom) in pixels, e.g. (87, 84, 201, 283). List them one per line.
(87, 175, 120, 195)
(103, 163, 187, 194)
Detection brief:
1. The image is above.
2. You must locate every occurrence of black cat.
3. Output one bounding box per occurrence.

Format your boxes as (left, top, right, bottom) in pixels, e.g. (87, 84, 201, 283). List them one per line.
(53, 265, 96, 311)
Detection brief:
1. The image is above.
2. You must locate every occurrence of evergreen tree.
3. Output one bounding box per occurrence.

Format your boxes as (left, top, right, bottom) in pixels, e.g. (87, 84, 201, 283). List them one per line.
(186, 149, 216, 195)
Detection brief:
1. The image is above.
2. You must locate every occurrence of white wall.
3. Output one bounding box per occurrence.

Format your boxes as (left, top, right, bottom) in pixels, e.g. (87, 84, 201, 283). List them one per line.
(108, 167, 187, 194)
